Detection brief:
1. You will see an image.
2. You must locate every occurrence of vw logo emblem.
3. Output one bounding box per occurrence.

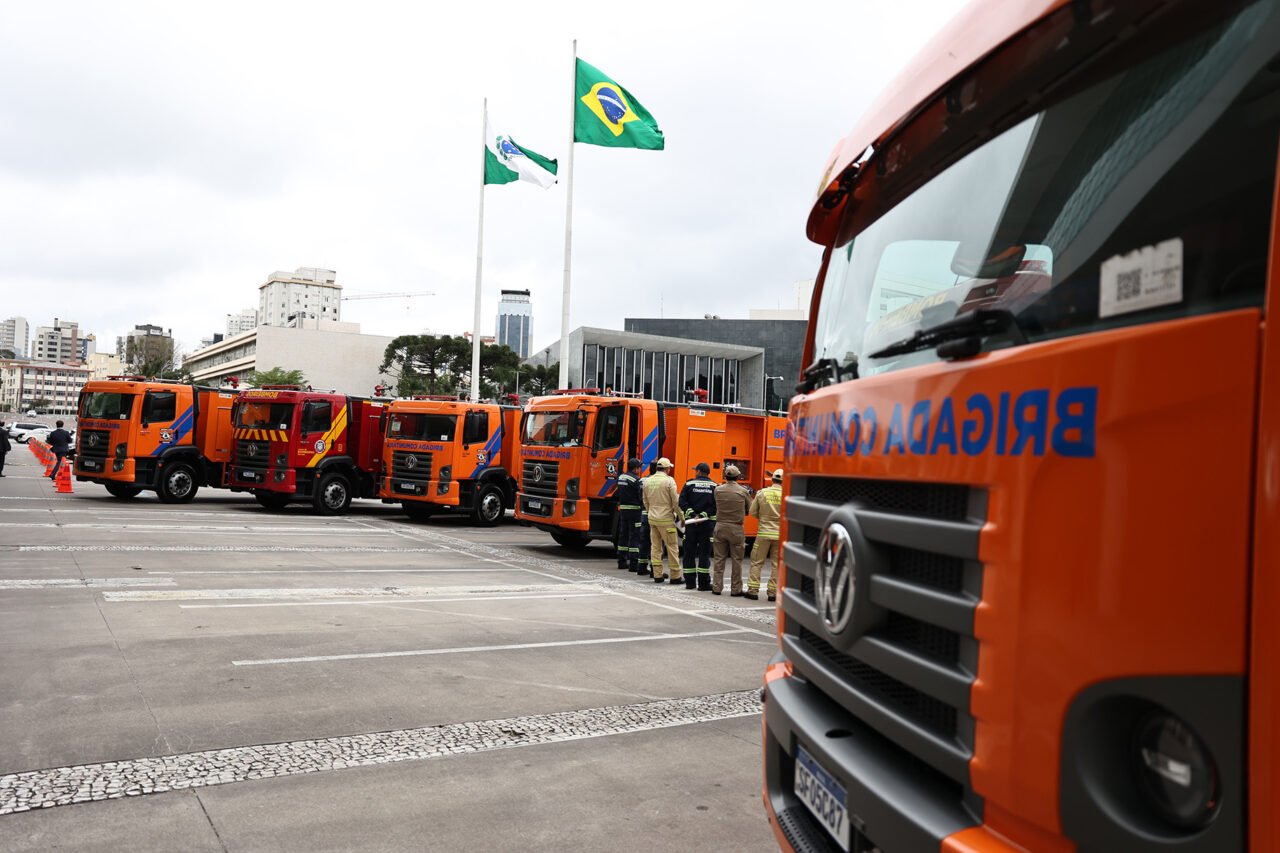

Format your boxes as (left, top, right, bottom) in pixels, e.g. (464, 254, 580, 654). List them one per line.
(405, 455, 418, 470)
(247, 443, 260, 457)
(532, 464, 545, 483)
(86, 433, 100, 447)
(815, 522, 856, 634)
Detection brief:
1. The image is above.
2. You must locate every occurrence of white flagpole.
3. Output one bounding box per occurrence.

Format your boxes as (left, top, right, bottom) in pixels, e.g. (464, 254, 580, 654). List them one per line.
(470, 97, 487, 402)
(557, 39, 577, 391)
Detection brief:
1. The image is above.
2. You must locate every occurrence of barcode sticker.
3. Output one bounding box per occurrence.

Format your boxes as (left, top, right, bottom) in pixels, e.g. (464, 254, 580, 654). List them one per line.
(1099, 238, 1183, 319)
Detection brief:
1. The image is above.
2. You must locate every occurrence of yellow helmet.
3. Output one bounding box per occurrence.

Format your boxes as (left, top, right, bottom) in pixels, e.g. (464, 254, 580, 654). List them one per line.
(772, 468, 784, 481)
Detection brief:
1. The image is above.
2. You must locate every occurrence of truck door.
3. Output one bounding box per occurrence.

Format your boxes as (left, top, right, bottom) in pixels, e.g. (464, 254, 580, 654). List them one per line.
(299, 399, 333, 466)
(592, 404, 626, 495)
(140, 389, 183, 455)
(462, 409, 491, 477)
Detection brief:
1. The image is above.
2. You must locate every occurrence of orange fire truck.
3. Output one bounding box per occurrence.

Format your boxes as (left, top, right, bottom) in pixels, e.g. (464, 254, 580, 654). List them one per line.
(228, 386, 388, 514)
(380, 397, 520, 525)
(515, 389, 784, 548)
(74, 377, 235, 502)
(763, 1, 1279, 851)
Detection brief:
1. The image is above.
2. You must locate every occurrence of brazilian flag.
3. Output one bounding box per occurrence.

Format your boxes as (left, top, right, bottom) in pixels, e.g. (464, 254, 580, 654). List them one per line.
(573, 58, 665, 150)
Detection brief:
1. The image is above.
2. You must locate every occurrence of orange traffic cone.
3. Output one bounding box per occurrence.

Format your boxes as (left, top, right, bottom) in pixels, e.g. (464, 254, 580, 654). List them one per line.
(55, 462, 73, 494)
(42, 449, 54, 478)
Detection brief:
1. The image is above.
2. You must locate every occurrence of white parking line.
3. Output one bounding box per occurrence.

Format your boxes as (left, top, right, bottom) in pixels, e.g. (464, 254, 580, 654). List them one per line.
(0, 578, 177, 589)
(104, 583, 580, 602)
(0, 522, 393, 533)
(232, 628, 751, 666)
(151, 568, 529, 575)
(178, 592, 608, 609)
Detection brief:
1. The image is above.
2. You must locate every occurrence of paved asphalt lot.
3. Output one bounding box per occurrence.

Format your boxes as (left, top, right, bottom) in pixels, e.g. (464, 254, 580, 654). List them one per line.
(0, 449, 778, 852)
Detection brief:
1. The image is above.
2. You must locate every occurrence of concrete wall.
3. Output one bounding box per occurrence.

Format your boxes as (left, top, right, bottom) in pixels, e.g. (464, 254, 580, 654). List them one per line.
(624, 318, 806, 411)
(255, 326, 393, 396)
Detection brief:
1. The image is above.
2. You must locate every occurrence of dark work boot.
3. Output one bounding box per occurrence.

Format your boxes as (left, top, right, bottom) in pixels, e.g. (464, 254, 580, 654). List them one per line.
(744, 591, 759, 600)
(684, 574, 697, 590)
(670, 576, 684, 586)
(697, 575, 713, 592)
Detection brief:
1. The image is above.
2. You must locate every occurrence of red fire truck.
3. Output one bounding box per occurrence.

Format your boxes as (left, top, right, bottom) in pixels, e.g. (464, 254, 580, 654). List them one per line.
(227, 386, 387, 514)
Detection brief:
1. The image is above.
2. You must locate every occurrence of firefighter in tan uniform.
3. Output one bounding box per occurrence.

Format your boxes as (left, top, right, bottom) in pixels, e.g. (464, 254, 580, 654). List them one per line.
(711, 464, 752, 596)
(747, 468, 784, 600)
(643, 457, 683, 585)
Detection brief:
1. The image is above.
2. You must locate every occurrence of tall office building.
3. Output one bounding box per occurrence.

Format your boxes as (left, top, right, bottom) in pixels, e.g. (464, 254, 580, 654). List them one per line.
(32, 318, 83, 364)
(117, 324, 175, 372)
(258, 267, 342, 327)
(0, 316, 29, 358)
(495, 289, 532, 358)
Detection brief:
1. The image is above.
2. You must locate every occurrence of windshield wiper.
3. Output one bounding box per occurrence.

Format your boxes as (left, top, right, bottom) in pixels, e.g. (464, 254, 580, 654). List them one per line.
(796, 357, 858, 394)
(867, 309, 1027, 360)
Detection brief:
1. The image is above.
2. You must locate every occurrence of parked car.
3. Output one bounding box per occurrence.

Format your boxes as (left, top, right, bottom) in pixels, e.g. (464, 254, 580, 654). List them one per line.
(7, 422, 47, 443)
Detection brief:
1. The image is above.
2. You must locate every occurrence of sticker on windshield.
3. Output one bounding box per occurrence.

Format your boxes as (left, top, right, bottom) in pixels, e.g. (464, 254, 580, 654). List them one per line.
(1099, 238, 1183, 319)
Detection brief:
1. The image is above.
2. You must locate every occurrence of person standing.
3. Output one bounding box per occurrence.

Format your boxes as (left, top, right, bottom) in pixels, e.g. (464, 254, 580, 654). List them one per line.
(643, 457, 683, 585)
(613, 458, 645, 571)
(47, 420, 74, 480)
(0, 422, 10, 477)
(678, 462, 717, 591)
(636, 460, 656, 576)
(711, 465, 752, 596)
(747, 468, 784, 601)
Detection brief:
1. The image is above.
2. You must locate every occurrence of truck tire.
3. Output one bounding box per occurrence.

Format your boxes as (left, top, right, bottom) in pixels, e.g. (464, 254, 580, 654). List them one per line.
(313, 472, 352, 515)
(255, 491, 292, 511)
(472, 483, 505, 527)
(403, 502, 435, 522)
(550, 530, 592, 550)
(157, 462, 199, 504)
(104, 482, 142, 500)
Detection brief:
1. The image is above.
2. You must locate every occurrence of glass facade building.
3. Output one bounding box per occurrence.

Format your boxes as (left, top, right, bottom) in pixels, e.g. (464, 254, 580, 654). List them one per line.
(496, 289, 533, 358)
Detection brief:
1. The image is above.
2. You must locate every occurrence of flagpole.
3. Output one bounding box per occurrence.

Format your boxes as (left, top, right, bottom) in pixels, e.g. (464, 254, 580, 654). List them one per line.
(470, 97, 487, 402)
(557, 39, 577, 391)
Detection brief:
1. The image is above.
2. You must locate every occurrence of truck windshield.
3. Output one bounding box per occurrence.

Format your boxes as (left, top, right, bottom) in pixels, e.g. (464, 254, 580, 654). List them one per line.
(812, 2, 1279, 379)
(523, 410, 584, 447)
(80, 392, 134, 420)
(235, 402, 294, 429)
(389, 413, 456, 441)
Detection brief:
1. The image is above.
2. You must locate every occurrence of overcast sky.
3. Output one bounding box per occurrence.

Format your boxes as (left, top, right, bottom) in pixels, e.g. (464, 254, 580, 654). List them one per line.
(0, 0, 969, 358)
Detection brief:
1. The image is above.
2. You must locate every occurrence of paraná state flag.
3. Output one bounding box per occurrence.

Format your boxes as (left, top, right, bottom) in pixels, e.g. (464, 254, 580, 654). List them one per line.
(484, 117, 558, 188)
(573, 58, 665, 150)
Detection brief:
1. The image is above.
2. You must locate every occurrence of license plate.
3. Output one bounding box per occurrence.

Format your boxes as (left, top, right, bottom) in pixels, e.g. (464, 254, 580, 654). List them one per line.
(527, 499, 543, 509)
(81, 460, 99, 470)
(241, 470, 258, 481)
(400, 482, 415, 490)
(794, 745, 850, 850)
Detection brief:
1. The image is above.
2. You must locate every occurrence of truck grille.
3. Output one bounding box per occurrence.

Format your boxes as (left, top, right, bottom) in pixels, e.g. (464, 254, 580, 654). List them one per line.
(77, 430, 111, 460)
(521, 459, 560, 499)
(390, 450, 433, 496)
(781, 475, 985, 798)
(235, 439, 270, 471)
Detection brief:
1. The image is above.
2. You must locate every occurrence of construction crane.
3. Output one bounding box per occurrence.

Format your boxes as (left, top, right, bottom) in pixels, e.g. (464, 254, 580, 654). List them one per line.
(340, 291, 435, 301)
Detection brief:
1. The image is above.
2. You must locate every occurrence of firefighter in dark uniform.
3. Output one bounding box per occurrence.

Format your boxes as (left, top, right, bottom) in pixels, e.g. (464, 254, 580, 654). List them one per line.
(636, 460, 657, 576)
(678, 461, 718, 591)
(613, 458, 645, 571)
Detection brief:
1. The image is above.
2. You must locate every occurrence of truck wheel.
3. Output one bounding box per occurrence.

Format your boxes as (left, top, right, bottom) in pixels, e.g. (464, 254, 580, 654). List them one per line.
(313, 472, 352, 515)
(550, 530, 592, 550)
(104, 482, 142, 500)
(255, 491, 292, 511)
(157, 462, 199, 504)
(472, 483, 505, 527)
(403, 502, 435, 522)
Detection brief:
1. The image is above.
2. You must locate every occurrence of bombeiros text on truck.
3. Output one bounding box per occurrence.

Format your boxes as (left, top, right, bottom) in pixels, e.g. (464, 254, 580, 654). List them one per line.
(763, 1, 1280, 851)
(75, 376, 236, 502)
(228, 385, 387, 514)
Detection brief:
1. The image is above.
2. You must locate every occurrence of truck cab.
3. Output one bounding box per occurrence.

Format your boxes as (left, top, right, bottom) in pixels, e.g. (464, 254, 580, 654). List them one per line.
(381, 397, 520, 525)
(515, 391, 663, 548)
(74, 377, 235, 502)
(228, 385, 387, 514)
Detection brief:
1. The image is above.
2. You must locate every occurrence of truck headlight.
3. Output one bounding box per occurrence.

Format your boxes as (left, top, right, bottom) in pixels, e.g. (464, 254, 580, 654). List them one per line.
(439, 465, 452, 481)
(115, 443, 128, 459)
(565, 477, 580, 499)
(277, 454, 287, 466)
(1134, 711, 1219, 829)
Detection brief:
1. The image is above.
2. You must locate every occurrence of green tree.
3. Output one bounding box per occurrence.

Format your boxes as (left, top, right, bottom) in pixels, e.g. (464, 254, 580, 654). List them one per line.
(380, 335, 469, 397)
(249, 366, 308, 387)
(477, 344, 522, 398)
(520, 363, 560, 397)
(0, 347, 15, 360)
(30, 398, 51, 412)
